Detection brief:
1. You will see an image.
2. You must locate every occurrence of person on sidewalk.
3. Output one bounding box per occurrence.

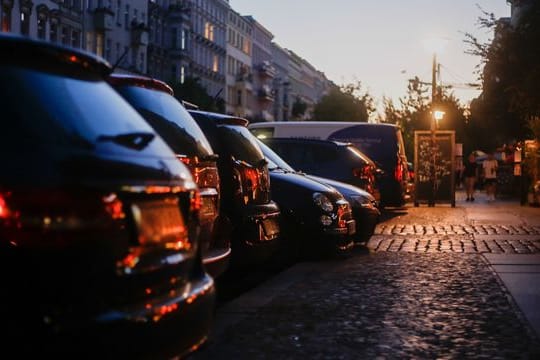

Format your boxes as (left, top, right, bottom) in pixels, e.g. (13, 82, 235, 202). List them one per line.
(464, 153, 478, 201)
(483, 151, 498, 202)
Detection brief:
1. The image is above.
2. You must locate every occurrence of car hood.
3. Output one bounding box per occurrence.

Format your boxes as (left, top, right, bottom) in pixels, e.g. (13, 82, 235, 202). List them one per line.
(306, 174, 373, 199)
(270, 170, 342, 200)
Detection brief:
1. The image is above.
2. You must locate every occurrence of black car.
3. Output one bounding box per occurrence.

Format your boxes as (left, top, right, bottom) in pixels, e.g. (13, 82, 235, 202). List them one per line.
(307, 175, 380, 244)
(257, 140, 356, 259)
(188, 111, 281, 268)
(0, 35, 215, 358)
(108, 74, 231, 278)
(262, 138, 381, 202)
(259, 140, 379, 245)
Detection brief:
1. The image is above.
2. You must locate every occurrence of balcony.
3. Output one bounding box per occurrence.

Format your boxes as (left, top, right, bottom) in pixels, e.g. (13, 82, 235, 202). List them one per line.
(257, 61, 276, 79)
(235, 72, 253, 91)
(131, 23, 149, 47)
(257, 85, 275, 102)
(93, 7, 114, 31)
(168, 3, 191, 22)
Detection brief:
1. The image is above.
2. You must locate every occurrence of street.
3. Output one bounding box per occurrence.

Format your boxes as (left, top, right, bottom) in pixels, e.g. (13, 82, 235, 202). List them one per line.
(192, 191, 540, 359)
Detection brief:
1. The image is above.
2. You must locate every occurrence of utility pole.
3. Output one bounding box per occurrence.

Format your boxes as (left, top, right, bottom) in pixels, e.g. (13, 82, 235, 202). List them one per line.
(429, 52, 438, 206)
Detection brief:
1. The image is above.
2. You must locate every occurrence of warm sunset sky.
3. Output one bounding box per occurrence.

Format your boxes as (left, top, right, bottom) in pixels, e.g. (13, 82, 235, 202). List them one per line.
(230, 0, 511, 113)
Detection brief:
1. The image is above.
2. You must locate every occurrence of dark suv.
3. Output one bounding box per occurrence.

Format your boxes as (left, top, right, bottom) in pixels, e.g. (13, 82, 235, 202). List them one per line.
(108, 74, 230, 278)
(188, 111, 281, 267)
(262, 138, 381, 202)
(0, 35, 214, 358)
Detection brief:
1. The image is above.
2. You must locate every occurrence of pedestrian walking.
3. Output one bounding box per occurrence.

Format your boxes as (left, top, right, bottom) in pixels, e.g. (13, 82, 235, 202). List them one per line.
(482, 151, 498, 202)
(463, 153, 478, 201)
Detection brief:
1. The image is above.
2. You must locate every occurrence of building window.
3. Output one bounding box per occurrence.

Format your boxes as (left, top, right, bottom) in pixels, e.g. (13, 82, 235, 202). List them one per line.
(116, 0, 121, 26)
(212, 54, 219, 72)
(180, 66, 185, 84)
(204, 21, 214, 41)
(171, 64, 177, 81)
(1, 5, 11, 32)
(37, 10, 48, 40)
(86, 31, 93, 52)
(72, 30, 80, 48)
(124, 4, 129, 30)
(181, 29, 186, 49)
(61, 26, 69, 45)
(50, 19, 58, 42)
(105, 38, 111, 60)
(96, 33, 104, 57)
(236, 90, 242, 106)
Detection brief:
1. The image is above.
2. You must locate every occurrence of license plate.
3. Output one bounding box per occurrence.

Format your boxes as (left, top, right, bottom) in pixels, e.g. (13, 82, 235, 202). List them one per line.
(347, 221, 356, 235)
(132, 199, 188, 246)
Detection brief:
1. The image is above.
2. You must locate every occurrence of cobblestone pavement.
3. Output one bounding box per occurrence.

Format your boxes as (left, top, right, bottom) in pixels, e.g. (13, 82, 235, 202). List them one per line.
(192, 199, 540, 359)
(193, 252, 540, 359)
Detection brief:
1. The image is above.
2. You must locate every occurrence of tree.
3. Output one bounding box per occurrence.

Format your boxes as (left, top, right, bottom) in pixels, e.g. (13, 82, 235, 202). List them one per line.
(171, 77, 225, 113)
(465, 3, 540, 147)
(382, 77, 469, 159)
(291, 96, 307, 119)
(312, 82, 374, 122)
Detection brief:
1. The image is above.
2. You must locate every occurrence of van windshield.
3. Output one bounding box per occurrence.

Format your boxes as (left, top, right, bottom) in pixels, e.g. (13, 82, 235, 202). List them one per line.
(329, 125, 398, 162)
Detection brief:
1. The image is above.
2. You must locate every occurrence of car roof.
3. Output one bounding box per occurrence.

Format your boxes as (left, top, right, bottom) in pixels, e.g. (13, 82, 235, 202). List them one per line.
(264, 137, 353, 147)
(188, 110, 249, 127)
(0, 33, 110, 76)
(108, 73, 174, 95)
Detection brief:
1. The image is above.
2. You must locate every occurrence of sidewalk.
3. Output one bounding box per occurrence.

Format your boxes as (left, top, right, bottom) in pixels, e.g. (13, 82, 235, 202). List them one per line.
(433, 189, 540, 339)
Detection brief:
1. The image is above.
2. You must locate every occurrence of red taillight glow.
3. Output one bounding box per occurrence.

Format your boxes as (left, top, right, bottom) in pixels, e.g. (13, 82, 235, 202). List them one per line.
(395, 160, 404, 182)
(102, 193, 125, 220)
(337, 205, 347, 228)
(0, 193, 10, 219)
(190, 190, 202, 212)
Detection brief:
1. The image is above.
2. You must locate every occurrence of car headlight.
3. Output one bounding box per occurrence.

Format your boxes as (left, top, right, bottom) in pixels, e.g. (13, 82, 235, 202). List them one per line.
(313, 192, 334, 212)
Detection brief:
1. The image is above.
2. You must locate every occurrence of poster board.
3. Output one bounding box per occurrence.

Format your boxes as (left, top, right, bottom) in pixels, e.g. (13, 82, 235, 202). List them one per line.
(414, 130, 456, 207)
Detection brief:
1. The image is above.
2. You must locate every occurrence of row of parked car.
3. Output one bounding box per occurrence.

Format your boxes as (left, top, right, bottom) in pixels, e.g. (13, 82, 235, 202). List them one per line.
(0, 35, 382, 358)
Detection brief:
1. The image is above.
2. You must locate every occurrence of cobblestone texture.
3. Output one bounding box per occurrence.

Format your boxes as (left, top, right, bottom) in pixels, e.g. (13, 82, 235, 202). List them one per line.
(369, 224, 540, 254)
(194, 253, 540, 359)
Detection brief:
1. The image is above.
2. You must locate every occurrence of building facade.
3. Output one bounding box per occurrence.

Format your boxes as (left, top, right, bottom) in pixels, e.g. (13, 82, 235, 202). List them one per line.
(245, 15, 275, 122)
(0, 0, 148, 74)
(225, 8, 252, 118)
(0, 0, 330, 117)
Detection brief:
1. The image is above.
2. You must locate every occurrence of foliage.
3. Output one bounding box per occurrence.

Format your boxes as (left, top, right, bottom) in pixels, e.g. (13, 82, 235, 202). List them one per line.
(380, 77, 469, 159)
(312, 81, 374, 122)
(170, 77, 225, 113)
(465, 3, 540, 147)
(291, 96, 308, 119)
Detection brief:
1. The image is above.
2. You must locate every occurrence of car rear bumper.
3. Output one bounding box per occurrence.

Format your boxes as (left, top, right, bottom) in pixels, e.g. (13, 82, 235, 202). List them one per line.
(9, 273, 216, 359)
(232, 201, 281, 267)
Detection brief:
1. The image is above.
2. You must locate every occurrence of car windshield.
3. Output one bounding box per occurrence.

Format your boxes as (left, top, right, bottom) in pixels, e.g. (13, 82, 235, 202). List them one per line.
(113, 85, 214, 157)
(0, 64, 170, 155)
(257, 139, 296, 172)
(347, 145, 374, 165)
(219, 125, 265, 166)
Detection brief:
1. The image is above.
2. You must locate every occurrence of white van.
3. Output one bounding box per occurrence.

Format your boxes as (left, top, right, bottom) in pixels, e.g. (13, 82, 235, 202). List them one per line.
(249, 121, 410, 206)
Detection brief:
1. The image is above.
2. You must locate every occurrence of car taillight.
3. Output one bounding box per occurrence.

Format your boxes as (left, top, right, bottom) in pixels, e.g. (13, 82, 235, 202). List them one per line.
(395, 160, 404, 182)
(177, 156, 220, 190)
(190, 190, 202, 212)
(0, 189, 125, 248)
(352, 165, 372, 180)
(232, 160, 264, 204)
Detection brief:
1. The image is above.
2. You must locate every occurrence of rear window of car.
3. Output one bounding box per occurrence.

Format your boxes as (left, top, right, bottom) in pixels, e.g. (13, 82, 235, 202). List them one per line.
(219, 125, 265, 165)
(113, 85, 214, 157)
(0, 64, 171, 155)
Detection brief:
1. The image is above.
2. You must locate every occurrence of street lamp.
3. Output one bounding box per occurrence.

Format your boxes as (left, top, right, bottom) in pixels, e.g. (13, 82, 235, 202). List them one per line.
(424, 37, 447, 206)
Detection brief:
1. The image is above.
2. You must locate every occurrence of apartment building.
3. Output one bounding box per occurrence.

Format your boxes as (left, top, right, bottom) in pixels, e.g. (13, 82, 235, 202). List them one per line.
(0, 0, 148, 74)
(225, 8, 253, 118)
(245, 15, 275, 122)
